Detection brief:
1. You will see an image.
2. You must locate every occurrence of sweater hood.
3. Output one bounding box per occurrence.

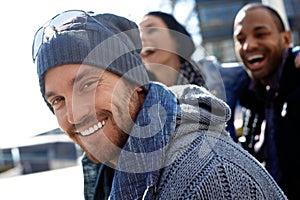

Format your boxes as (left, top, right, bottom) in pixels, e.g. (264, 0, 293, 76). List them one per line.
(170, 84, 231, 133)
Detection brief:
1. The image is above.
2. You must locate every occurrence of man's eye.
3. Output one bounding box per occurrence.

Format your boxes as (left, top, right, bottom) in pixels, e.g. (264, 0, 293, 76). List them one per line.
(82, 80, 98, 90)
(255, 32, 269, 38)
(51, 96, 64, 106)
(237, 37, 245, 44)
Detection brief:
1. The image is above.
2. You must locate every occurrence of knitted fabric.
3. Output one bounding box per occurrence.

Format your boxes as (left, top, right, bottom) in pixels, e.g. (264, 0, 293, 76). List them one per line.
(156, 84, 287, 199)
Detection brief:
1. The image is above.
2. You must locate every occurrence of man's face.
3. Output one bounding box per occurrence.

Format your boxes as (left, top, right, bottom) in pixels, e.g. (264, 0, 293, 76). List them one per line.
(233, 8, 291, 84)
(44, 64, 144, 165)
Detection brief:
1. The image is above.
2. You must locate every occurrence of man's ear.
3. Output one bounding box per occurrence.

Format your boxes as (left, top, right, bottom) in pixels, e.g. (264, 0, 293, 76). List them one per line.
(282, 30, 292, 48)
(136, 86, 144, 93)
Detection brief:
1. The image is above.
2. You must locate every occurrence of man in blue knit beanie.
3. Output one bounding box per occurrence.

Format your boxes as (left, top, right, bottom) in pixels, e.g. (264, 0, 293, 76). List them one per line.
(32, 10, 287, 199)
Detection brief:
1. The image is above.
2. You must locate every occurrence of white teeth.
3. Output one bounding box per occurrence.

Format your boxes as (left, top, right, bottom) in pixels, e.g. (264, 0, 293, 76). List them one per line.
(78, 120, 106, 136)
(248, 54, 263, 61)
(93, 124, 98, 131)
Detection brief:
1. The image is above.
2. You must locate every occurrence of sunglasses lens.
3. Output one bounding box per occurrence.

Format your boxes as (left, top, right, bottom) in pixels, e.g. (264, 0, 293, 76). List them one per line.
(32, 27, 44, 61)
(50, 10, 85, 28)
(32, 10, 87, 62)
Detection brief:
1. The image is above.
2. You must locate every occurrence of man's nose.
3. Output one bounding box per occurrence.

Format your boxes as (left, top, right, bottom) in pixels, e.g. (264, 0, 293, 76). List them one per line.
(243, 36, 258, 51)
(66, 97, 91, 125)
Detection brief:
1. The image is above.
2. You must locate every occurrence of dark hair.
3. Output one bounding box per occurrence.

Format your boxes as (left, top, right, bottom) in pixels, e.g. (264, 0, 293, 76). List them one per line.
(241, 3, 286, 32)
(145, 11, 195, 62)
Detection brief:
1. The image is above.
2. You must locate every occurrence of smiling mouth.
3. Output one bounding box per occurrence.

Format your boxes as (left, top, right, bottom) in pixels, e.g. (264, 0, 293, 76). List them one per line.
(77, 120, 106, 136)
(247, 54, 264, 64)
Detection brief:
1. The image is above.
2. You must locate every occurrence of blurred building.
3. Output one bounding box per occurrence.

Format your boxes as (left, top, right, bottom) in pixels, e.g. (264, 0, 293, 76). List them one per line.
(192, 0, 300, 62)
(0, 128, 82, 177)
(283, 0, 300, 44)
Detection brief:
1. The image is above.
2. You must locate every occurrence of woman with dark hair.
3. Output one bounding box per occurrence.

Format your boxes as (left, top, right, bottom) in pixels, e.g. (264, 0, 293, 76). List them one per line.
(139, 11, 207, 88)
(139, 11, 237, 140)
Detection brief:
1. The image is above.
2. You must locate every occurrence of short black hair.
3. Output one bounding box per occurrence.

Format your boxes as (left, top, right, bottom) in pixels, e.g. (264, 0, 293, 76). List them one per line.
(241, 3, 286, 32)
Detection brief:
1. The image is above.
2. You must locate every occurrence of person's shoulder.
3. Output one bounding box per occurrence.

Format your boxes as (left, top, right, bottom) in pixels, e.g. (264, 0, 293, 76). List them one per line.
(283, 48, 300, 82)
(196, 56, 221, 71)
(197, 55, 220, 64)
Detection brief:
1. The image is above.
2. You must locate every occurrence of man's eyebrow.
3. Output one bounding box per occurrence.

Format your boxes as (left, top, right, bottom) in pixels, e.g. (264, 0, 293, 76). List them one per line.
(44, 91, 55, 100)
(44, 67, 103, 100)
(73, 67, 102, 84)
(253, 25, 269, 31)
(234, 25, 270, 37)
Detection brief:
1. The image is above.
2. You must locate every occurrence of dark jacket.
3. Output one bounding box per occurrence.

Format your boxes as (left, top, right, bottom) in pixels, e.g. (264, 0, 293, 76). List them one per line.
(239, 48, 300, 199)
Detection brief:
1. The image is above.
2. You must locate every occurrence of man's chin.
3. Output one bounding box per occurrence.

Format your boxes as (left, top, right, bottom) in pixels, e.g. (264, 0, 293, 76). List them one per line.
(85, 148, 120, 167)
(86, 152, 101, 163)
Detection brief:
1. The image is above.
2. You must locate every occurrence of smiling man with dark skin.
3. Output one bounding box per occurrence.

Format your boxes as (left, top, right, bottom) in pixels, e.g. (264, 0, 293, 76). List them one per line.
(234, 3, 291, 84)
(233, 3, 300, 199)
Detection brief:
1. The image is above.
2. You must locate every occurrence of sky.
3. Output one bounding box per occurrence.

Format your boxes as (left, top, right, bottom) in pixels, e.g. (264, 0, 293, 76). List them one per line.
(0, 0, 197, 147)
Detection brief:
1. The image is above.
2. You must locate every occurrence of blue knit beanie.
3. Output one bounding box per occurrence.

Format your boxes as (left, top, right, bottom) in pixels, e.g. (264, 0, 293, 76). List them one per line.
(34, 12, 149, 111)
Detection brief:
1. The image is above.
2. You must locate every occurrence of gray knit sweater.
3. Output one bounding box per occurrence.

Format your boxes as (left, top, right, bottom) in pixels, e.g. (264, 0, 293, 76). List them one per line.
(154, 84, 287, 199)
